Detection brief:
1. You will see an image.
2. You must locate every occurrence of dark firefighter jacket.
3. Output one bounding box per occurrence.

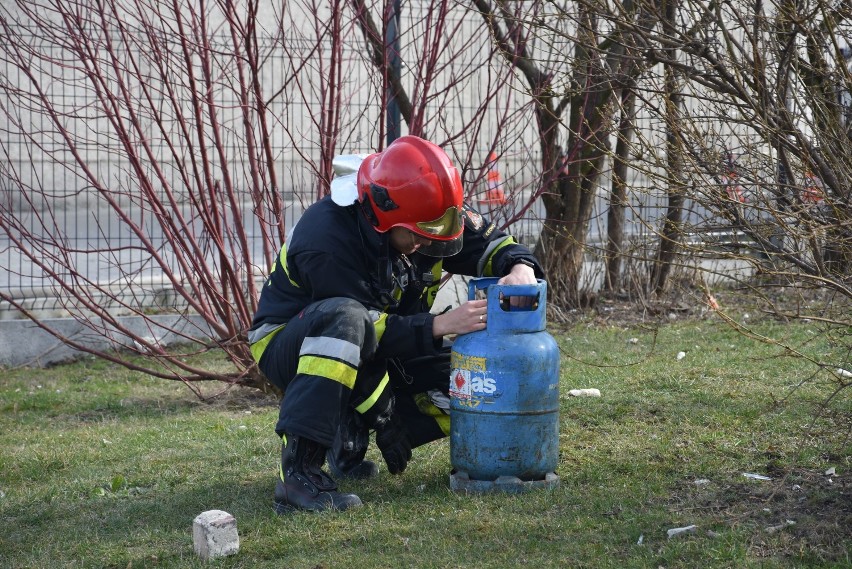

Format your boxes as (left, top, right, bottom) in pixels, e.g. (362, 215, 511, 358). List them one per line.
(248, 196, 543, 363)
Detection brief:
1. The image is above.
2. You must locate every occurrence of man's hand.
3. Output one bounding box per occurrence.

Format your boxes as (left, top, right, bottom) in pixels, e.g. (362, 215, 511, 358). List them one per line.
(432, 299, 487, 338)
(497, 261, 537, 286)
(498, 262, 538, 308)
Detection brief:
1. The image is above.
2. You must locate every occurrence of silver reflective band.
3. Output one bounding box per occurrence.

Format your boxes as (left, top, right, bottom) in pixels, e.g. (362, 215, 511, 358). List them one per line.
(300, 336, 360, 367)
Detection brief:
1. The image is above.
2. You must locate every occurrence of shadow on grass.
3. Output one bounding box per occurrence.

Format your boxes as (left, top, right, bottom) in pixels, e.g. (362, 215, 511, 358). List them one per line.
(2, 476, 275, 567)
(47, 387, 279, 425)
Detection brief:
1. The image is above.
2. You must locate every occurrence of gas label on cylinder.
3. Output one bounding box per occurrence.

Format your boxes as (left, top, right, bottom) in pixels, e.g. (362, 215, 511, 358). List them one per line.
(450, 353, 498, 402)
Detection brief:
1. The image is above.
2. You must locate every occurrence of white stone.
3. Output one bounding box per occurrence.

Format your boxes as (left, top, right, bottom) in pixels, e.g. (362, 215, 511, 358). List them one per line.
(765, 520, 796, 533)
(667, 524, 697, 539)
(743, 472, 772, 481)
(568, 388, 601, 397)
(193, 510, 239, 561)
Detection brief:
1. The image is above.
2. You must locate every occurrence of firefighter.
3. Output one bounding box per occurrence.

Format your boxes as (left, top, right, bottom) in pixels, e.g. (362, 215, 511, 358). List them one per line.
(248, 136, 544, 513)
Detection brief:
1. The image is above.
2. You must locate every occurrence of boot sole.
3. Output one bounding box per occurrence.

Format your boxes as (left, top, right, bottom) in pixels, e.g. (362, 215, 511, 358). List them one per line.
(274, 500, 300, 515)
(273, 498, 363, 514)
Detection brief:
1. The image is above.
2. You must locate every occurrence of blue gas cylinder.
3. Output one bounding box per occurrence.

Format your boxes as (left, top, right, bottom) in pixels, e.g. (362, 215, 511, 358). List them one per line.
(449, 278, 560, 493)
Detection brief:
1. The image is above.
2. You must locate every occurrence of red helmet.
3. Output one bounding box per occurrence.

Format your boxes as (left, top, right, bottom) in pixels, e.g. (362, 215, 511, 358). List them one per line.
(358, 136, 464, 257)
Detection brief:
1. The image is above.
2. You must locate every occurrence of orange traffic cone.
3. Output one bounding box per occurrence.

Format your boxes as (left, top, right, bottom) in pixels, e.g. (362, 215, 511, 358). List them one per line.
(801, 170, 824, 204)
(721, 169, 746, 203)
(479, 152, 507, 206)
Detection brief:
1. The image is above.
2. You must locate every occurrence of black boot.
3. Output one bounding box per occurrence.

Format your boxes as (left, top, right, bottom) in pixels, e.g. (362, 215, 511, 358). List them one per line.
(274, 434, 362, 513)
(326, 409, 378, 480)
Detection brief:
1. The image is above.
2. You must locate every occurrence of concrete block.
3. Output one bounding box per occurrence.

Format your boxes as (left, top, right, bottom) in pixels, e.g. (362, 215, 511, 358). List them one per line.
(193, 510, 239, 561)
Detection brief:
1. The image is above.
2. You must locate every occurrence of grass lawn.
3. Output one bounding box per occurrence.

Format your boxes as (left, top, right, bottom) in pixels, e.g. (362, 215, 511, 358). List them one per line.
(1, 312, 849, 568)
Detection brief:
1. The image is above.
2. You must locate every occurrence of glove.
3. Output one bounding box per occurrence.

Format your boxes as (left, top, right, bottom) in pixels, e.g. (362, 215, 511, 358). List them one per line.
(375, 411, 412, 475)
(327, 407, 373, 479)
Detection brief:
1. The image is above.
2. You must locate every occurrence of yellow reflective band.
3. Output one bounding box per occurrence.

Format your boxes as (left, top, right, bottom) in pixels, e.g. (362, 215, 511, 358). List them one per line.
(266, 243, 301, 289)
(424, 260, 443, 308)
(355, 372, 390, 415)
(373, 312, 388, 342)
(250, 325, 286, 363)
(297, 355, 357, 389)
(277, 243, 287, 271)
(435, 414, 451, 436)
(282, 245, 301, 289)
(482, 236, 517, 276)
(414, 392, 451, 436)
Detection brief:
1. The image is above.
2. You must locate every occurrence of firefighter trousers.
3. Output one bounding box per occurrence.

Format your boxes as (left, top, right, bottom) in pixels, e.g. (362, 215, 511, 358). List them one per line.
(258, 297, 450, 449)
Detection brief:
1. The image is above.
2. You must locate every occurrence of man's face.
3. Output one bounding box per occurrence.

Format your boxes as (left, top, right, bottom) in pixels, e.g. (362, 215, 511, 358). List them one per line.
(388, 227, 434, 255)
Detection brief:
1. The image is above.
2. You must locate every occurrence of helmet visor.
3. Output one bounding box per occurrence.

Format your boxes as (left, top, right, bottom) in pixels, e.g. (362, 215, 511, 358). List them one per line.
(412, 206, 464, 257)
(417, 234, 464, 257)
(415, 206, 463, 239)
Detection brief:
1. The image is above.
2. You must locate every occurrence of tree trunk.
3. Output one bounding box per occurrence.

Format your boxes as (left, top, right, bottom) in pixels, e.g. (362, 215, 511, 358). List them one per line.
(605, 87, 635, 293)
(537, 6, 611, 307)
(650, 0, 684, 296)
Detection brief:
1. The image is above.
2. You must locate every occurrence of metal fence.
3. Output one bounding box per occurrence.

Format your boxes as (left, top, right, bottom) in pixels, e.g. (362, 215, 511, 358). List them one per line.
(0, 19, 535, 317)
(0, 18, 717, 319)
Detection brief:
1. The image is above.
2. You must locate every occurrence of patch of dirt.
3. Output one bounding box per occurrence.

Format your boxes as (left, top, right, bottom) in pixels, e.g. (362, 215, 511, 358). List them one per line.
(194, 383, 279, 409)
(547, 296, 714, 328)
(672, 468, 851, 563)
(547, 282, 851, 329)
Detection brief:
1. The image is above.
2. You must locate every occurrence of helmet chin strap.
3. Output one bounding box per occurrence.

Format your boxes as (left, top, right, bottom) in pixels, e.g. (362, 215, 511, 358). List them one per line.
(359, 195, 380, 228)
(354, 206, 395, 308)
(357, 210, 436, 308)
(376, 235, 398, 308)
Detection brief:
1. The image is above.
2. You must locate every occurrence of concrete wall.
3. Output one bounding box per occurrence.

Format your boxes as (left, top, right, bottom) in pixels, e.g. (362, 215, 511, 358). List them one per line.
(0, 313, 214, 368)
(0, 277, 470, 369)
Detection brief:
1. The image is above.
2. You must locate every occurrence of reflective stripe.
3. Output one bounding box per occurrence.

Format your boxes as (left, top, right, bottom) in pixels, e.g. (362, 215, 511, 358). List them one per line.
(248, 322, 284, 345)
(297, 355, 357, 389)
(370, 312, 389, 342)
(414, 392, 451, 436)
(267, 243, 300, 289)
(435, 414, 451, 436)
(278, 243, 287, 267)
(300, 336, 360, 367)
(249, 324, 286, 363)
(282, 245, 301, 289)
(355, 372, 390, 415)
(278, 434, 288, 480)
(477, 236, 516, 276)
(424, 260, 443, 308)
